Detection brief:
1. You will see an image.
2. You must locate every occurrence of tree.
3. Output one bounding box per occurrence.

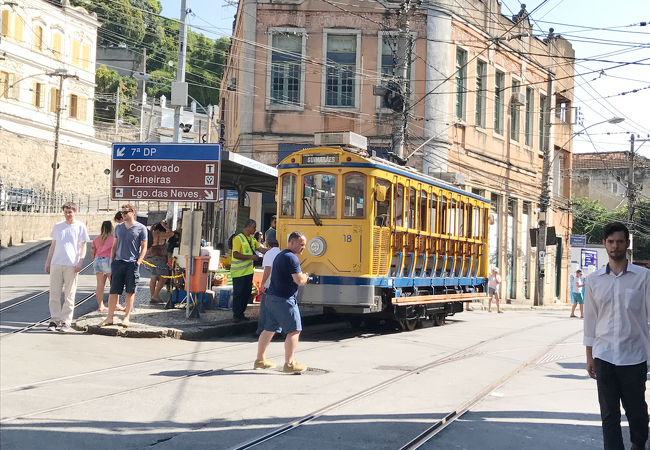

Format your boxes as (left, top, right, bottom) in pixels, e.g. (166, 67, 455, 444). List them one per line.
(571, 197, 650, 260)
(95, 65, 138, 123)
(70, 0, 145, 47)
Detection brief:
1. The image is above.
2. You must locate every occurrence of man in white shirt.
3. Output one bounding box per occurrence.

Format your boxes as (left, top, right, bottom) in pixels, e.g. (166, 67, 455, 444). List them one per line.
(44, 202, 90, 332)
(584, 222, 649, 450)
(256, 240, 281, 336)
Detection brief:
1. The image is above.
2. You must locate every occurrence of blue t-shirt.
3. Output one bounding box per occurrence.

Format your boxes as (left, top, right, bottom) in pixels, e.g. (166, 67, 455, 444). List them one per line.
(268, 249, 301, 299)
(114, 221, 148, 262)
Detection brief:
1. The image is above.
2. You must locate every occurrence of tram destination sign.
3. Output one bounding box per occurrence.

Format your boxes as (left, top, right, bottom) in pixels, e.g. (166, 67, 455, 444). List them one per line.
(111, 143, 221, 202)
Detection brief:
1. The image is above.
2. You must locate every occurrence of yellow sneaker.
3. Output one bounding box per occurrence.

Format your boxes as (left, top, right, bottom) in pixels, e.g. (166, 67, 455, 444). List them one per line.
(254, 359, 276, 370)
(283, 361, 307, 374)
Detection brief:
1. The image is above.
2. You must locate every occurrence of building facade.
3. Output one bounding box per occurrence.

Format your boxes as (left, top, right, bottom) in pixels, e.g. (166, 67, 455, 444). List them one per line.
(573, 151, 650, 211)
(0, 0, 109, 198)
(220, 0, 575, 303)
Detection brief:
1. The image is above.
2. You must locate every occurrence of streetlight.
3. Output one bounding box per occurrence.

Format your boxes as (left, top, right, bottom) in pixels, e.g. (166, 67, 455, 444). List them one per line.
(534, 116, 624, 306)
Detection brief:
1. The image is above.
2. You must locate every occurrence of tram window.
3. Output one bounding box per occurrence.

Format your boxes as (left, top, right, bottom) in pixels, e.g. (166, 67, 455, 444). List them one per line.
(479, 207, 486, 238)
(280, 174, 296, 217)
(448, 199, 457, 236)
(375, 178, 391, 226)
(429, 193, 438, 234)
(303, 173, 337, 218)
(472, 206, 480, 238)
(440, 197, 447, 234)
(395, 184, 404, 227)
(407, 187, 416, 229)
(458, 201, 465, 236)
(343, 173, 365, 217)
(419, 191, 427, 232)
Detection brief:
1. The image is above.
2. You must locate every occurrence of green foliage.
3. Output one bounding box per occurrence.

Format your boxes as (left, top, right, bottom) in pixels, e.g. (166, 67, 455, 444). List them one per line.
(95, 65, 138, 122)
(70, 0, 145, 46)
(71, 0, 229, 125)
(572, 197, 650, 260)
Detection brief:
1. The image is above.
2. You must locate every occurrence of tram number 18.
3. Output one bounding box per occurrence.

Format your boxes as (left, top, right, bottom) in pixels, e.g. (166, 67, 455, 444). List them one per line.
(343, 234, 352, 242)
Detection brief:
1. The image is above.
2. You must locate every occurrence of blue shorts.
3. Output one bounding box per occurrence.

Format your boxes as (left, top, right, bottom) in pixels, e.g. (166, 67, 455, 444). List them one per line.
(110, 260, 140, 294)
(264, 293, 302, 334)
(93, 257, 111, 274)
(571, 292, 584, 304)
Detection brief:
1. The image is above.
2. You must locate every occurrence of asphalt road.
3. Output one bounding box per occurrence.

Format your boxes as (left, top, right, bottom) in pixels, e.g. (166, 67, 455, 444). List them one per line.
(1, 285, 633, 450)
(0, 243, 98, 335)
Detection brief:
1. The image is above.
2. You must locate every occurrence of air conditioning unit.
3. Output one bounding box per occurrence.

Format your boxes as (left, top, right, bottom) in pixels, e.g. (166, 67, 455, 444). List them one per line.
(510, 92, 526, 106)
(314, 132, 368, 150)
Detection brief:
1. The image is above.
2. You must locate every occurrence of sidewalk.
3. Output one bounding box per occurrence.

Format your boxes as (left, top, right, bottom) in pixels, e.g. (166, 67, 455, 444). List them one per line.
(0, 238, 51, 270)
(73, 270, 570, 340)
(73, 274, 325, 340)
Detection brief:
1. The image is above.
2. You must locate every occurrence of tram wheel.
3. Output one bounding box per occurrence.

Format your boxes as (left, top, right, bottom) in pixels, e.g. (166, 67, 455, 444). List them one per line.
(399, 318, 419, 331)
(433, 314, 446, 327)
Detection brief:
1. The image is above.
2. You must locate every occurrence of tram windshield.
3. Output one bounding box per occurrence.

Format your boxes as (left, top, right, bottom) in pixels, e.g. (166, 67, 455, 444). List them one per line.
(303, 173, 337, 218)
(280, 174, 296, 217)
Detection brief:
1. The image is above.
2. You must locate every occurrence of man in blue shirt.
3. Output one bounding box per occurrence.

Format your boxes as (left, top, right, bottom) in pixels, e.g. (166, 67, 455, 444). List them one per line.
(254, 231, 309, 374)
(101, 204, 148, 328)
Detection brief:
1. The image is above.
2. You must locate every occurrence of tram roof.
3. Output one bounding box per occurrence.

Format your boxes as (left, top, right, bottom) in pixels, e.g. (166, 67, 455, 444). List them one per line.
(278, 146, 490, 203)
(220, 151, 278, 193)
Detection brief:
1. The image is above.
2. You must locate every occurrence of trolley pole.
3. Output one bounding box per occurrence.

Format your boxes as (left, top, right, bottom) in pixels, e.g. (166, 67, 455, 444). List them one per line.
(534, 30, 555, 307)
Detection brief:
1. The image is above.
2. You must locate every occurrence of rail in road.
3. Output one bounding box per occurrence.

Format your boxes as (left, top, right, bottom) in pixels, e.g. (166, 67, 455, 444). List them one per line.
(0, 254, 96, 338)
(228, 320, 581, 450)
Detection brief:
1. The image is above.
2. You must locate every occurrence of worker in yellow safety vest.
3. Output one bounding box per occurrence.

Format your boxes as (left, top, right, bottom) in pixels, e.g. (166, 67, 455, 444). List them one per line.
(231, 219, 267, 321)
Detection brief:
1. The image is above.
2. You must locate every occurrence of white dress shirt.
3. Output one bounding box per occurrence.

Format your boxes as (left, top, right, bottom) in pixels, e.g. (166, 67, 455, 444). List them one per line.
(583, 262, 650, 366)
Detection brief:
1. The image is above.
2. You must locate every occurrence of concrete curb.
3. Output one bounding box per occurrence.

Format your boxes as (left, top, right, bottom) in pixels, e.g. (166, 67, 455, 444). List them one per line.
(74, 312, 335, 340)
(0, 240, 50, 270)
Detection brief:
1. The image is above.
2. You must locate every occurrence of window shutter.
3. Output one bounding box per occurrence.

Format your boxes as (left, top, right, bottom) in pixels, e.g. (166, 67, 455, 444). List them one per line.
(72, 40, 80, 66)
(78, 97, 87, 122)
(1, 10, 10, 37)
(53, 34, 62, 59)
(13, 15, 23, 42)
(82, 44, 90, 70)
(31, 81, 37, 106)
(1, 72, 9, 99)
(38, 84, 44, 108)
(11, 76, 19, 100)
(50, 88, 58, 113)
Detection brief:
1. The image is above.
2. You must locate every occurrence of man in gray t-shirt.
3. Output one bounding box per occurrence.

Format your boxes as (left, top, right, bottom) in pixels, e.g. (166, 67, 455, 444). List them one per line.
(101, 204, 148, 328)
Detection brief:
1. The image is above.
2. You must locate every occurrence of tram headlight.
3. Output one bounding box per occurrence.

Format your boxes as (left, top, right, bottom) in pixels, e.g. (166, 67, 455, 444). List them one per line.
(307, 237, 327, 257)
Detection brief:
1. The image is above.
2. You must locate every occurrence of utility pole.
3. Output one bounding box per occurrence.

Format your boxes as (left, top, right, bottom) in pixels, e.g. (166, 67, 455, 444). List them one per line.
(50, 70, 78, 194)
(391, 0, 414, 162)
(114, 82, 120, 136)
(627, 133, 650, 262)
(534, 29, 555, 307)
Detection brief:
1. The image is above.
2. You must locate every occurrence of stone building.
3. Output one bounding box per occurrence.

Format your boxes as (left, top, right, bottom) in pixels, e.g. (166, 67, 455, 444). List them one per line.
(220, 0, 575, 303)
(572, 151, 650, 211)
(0, 0, 109, 199)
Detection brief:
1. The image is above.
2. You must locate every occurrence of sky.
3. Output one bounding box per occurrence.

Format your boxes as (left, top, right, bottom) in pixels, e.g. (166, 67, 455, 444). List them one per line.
(159, 0, 650, 158)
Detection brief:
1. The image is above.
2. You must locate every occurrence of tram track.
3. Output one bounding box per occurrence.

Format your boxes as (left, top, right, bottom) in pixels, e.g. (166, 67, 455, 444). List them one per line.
(228, 318, 570, 450)
(0, 261, 94, 314)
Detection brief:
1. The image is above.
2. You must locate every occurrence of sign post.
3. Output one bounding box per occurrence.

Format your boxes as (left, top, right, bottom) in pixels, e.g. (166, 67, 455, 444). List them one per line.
(112, 143, 221, 318)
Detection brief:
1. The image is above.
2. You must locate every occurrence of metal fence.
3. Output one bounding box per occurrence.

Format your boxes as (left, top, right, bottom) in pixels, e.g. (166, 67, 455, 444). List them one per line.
(0, 181, 197, 215)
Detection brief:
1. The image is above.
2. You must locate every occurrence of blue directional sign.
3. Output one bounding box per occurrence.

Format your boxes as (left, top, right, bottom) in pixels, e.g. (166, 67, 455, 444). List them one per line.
(111, 143, 222, 202)
(569, 234, 587, 247)
(112, 143, 220, 160)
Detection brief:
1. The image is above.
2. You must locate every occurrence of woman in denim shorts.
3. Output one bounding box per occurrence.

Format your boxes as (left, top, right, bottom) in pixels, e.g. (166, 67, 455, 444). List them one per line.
(91, 221, 115, 311)
(146, 221, 174, 303)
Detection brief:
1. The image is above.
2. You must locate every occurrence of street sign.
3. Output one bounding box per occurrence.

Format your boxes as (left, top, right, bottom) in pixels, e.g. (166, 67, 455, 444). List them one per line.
(570, 234, 587, 247)
(111, 143, 221, 202)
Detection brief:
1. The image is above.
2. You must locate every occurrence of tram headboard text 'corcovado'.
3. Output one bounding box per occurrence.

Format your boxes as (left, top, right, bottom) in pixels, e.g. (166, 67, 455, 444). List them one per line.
(276, 132, 490, 331)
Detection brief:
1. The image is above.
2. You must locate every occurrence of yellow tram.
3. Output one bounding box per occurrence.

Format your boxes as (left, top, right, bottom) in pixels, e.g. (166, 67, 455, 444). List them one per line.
(276, 133, 490, 329)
